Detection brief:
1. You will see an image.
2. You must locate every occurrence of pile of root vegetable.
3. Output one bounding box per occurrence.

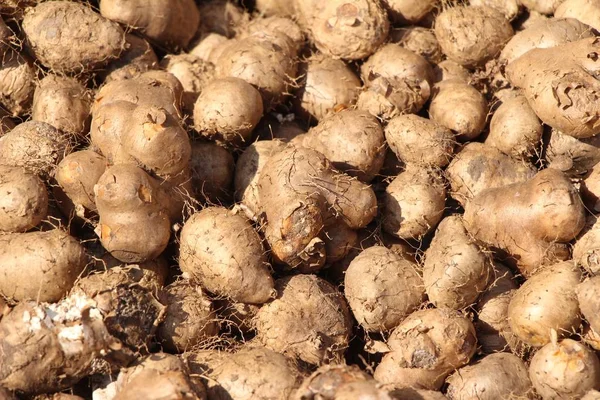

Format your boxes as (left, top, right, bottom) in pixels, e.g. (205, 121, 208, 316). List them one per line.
(7, 0, 600, 399)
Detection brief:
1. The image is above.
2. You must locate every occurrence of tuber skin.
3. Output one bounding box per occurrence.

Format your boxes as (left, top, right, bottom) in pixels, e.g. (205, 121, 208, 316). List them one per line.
(546, 129, 600, 177)
(297, 109, 385, 182)
(391, 26, 442, 64)
(500, 17, 593, 65)
(190, 141, 235, 204)
(381, 0, 439, 24)
(94, 165, 172, 264)
(189, 346, 301, 400)
(0, 121, 69, 178)
(464, 168, 586, 277)
(445, 142, 537, 206)
(434, 6, 514, 68)
(423, 215, 493, 310)
(157, 281, 219, 353)
(54, 150, 107, 219)
(32, 74, 91, 137)
(577, 276, 600, 335)
(0, 229, 87, 303)
(101, 33, 158, 83)
(382, 166, 446, 240)
(475, 263, 523, 354)
(344, 246, 424, 332)
(294, 55, 361, 123)
(446, 353, 532, 399)
(255, 274, 353, 365)
(359, 43, 433, 119)
(0, 165, 48, 233)
(179, 207, 275, 304)
(0, 50, 36, 117)
(23, 1, 125, 73)
(374, 308, 477, 390)
(574, 217, 600, 275)
(99, 0, 200, 50)
(385, 114, 455, 168)
(529, 339, 600, 399)
(486, 94, 543, 159)
(310, 0, 389, 61)
(507, 37, 600, 139)
(429, 80, 488, 142)
(193, 77, 263, 148)
(234, 139, 287, 220)
(508, 262, 581, 347)
(258, 146, 377, 272)
(293, 364, 372, 400)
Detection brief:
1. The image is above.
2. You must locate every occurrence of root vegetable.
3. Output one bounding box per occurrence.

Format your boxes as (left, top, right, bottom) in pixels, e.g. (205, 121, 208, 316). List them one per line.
(54, 150, 106, 218)
(475, 263, 522, 353)
(255, 274, 353, 365)
(298, 109, 385, 182)
(464, 168, 585, 276)
(391, 26, 442, 64)
(73, 273, 163, 352)
(500, 18, 593, 65)
(446, 143, 537, 206)
(382, 166, 446, 240)
(577, 276, 600, 335)
(530, 339, 600, 399)
(234, 139, 286, 220)
(94, 165, 172, 263)
(434, 6, 514, 68)
(121, 104, 191, 180)
(193, 77, 263, 147)
(385, 114, 455, 168)
(157, 281, 218, 353)
(92, 70, 184, 118)
(179, 207, 275, 304)
(294, 55, 361, 122)
(546, 129, 600, 176)
(99, 0, 200, 50)
(101, 34, 158, 83)
(258, 146, 377, 271)
(433, 60, 472, 84)
(520, 0, 566, 14)
(555, 0, 600, 31)
(374, 308, 477, 390)
(0, 50, 35, 117)
(506, 37, 600, 139)
(0, 165, 48, 233)
(344, 246, 424, 332)
(381, 0, 439, 24)
(32, 75, 91, 137)
(190, 142, 234, 204)
(293, 364, 372, 400)
(486, 94, 543, 159)
(160, 54, 214, 114)
(470, 0, 520, 20)
(23, 1, 124, 73)
(189, 346, 301, 400)
(509, 262, 581, 347)
(446, 353, 532, 399)
(0, 121, 69, 177)
(199, 0, 247, 38)
(423, 215, 493, 310)
(573, 217, 600, 274)
(310, 0, 389, 61)
(359, 43, 433, 119)
(0, 229, 87, 302)
(429, 80, 488, 141)
(215, 33, 298, 109)
(190, 33, 230, 65)
(0, 294, 120, 395)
